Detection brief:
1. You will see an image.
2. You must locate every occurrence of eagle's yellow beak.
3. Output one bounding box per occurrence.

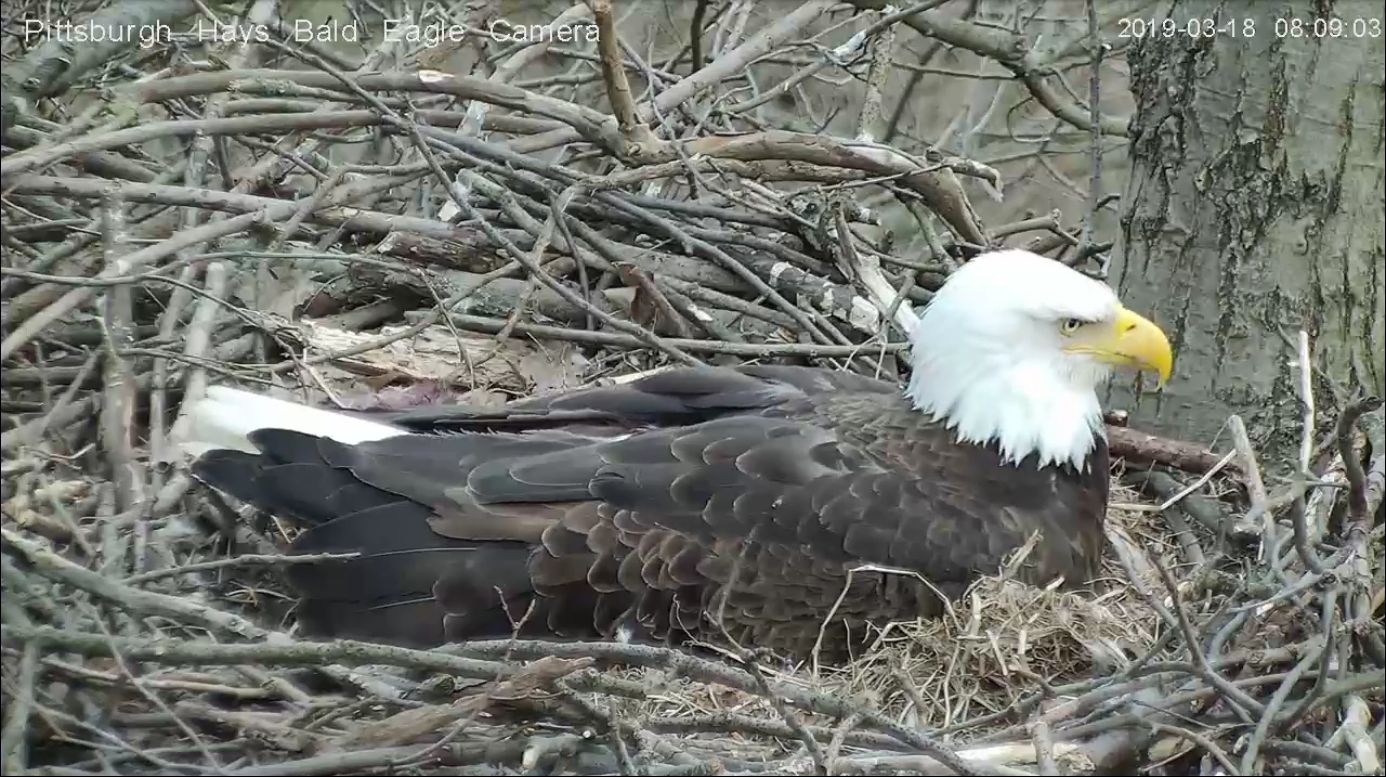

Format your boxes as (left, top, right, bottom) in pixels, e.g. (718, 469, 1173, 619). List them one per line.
(1069, 306, 1173, 386)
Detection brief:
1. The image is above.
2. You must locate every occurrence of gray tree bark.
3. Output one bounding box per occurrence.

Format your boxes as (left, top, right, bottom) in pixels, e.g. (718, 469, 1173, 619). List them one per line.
(1108, 0, 1384, 460)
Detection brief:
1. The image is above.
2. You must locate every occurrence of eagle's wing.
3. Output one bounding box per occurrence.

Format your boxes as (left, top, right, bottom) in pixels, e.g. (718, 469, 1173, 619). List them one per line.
(372, 364, 899, 433)
(193, 368, 1105, 656)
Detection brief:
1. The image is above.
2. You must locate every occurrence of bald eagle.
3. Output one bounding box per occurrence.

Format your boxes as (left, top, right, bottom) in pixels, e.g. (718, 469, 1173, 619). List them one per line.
(187, 250, 1172, 659)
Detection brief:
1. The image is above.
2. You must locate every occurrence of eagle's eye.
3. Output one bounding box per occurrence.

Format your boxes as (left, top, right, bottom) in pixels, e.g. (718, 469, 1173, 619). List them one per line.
(1059, 318, 1084, 335)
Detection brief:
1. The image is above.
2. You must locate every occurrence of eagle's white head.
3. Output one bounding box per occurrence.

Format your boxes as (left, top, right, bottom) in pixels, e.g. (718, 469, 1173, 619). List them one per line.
(905, 250, 1172, 471)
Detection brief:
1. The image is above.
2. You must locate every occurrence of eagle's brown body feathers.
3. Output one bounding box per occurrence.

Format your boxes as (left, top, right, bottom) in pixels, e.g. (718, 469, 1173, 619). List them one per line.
(194, 365, 1109, 659)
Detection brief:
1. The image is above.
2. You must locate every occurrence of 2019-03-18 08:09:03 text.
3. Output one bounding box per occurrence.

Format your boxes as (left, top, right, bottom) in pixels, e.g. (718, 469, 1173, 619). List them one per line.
(1116, 15, 1383, 40)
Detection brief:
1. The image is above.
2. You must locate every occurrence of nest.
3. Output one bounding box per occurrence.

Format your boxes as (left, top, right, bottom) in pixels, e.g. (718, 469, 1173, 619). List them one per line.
(839, 576, 1156, 730)
(3, 1, 1384, 774)
(5, 435, 1381, 775)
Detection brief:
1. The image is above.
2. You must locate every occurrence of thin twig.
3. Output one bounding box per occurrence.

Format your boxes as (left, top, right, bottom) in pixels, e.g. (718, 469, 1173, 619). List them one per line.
(1240, 636, 1327, 773)
(120, 552, 362, 585)
(742, 650, 827, 776)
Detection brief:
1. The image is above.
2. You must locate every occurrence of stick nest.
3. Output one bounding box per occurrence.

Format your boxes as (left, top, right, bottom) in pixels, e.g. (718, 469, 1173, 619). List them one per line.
(3, 2, 1384, 774)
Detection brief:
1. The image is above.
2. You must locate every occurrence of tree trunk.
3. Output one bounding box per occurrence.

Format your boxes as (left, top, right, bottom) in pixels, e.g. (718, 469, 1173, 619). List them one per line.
(1109, 0, 1384, 460)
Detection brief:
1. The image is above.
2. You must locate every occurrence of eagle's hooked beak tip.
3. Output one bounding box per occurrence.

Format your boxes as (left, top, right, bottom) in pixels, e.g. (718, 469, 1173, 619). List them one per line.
(1111, 306, 1174, 387)
(1066, 306, 1173, 386)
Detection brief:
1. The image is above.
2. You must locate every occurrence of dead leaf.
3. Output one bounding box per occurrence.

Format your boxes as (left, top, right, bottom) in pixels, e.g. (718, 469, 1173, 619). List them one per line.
(296, 319, 590, 399)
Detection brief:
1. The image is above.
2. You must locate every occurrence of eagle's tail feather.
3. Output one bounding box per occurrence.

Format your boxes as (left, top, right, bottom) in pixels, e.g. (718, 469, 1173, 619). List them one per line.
(176, 385, 404, 458)
(190, 430, 537, 647)
(182, 386, 635, 647)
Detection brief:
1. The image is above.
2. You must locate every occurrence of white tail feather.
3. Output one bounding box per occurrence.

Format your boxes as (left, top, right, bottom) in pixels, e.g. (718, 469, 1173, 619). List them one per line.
(175, 385, 405, 459)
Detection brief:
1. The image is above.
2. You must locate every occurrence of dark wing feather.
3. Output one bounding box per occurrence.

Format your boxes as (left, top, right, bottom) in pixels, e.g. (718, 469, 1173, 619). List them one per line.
(192, 366, 1107, 659)
(373, 365, 895, 433)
